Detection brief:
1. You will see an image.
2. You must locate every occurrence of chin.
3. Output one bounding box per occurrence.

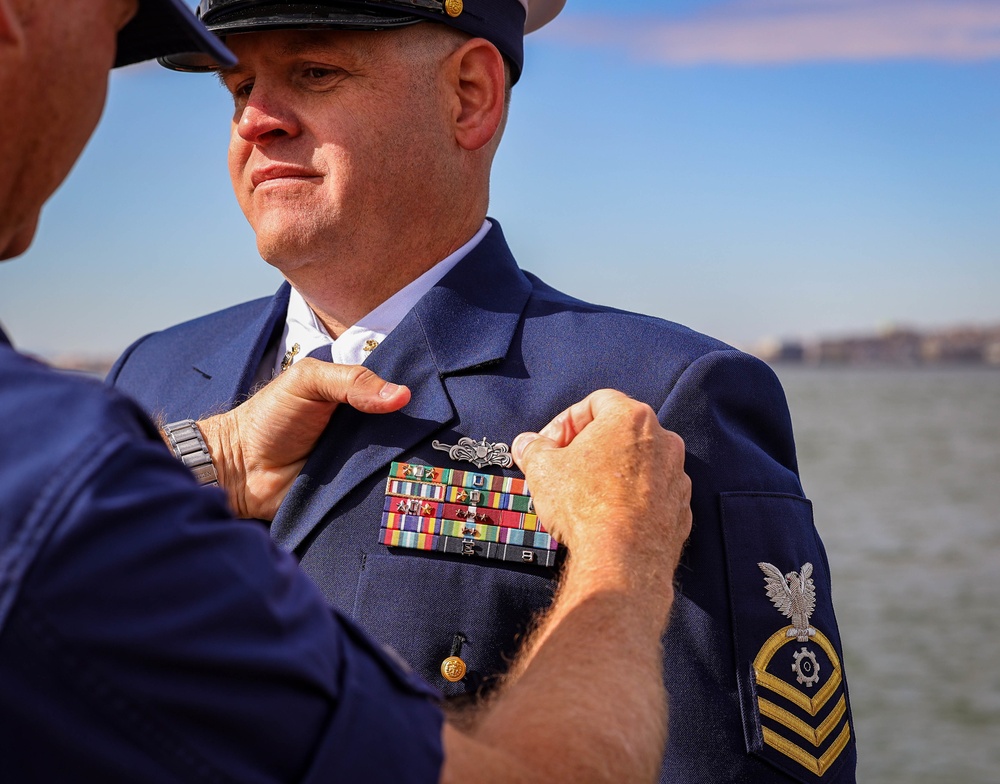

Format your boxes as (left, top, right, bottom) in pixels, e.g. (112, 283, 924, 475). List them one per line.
(253, 214, 337, 273)
(256, 236, 315, 275)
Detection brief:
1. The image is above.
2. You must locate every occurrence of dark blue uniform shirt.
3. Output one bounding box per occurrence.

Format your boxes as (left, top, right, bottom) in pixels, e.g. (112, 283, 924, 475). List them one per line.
(0, 327, 443, 782)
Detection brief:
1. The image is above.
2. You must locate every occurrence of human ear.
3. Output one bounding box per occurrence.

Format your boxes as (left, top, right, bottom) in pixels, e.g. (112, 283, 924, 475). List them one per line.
(445, 37, 505, 151)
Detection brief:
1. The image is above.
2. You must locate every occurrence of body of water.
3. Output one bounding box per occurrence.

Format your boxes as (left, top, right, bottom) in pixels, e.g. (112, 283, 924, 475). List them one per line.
(774, 366, 1000, 784)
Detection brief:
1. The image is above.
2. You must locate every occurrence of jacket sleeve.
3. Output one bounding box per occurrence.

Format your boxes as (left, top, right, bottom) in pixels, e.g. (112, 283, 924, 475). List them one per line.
(0, 394, 443, 784)
(654, 350, 856, 784)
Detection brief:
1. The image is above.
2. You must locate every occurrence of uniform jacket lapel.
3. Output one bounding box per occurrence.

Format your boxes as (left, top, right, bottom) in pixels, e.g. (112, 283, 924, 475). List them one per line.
(271, 222, 532, 554)
(186, 283, 291, 413)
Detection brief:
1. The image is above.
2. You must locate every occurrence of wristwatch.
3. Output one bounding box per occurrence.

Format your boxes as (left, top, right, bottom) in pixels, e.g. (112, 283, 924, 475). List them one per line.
(162, 419, 219, 487)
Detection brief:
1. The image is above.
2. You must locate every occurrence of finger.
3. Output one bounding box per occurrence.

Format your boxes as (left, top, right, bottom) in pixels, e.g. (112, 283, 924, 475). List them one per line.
(537, 389, 629, 445)
(296, 360, 411, 413)
(511, 431, 554, 469)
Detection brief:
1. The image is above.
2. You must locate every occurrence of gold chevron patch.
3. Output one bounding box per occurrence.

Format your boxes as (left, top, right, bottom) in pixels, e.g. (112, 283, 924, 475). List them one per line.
(753, 627, 852, 776)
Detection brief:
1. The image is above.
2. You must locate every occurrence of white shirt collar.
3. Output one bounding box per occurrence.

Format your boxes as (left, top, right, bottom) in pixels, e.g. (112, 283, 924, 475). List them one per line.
(265, 219, 492, 378)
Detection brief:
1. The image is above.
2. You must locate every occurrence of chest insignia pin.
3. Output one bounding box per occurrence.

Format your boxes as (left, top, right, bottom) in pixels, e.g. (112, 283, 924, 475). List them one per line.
(431, 436, 513, 469)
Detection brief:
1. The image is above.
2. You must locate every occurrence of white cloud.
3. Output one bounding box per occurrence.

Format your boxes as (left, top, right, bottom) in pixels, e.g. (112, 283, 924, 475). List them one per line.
(543, 0, 1000, 65)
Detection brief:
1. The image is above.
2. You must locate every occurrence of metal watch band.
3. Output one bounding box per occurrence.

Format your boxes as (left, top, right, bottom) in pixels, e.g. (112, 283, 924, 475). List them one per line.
(162, 419, 219, 487)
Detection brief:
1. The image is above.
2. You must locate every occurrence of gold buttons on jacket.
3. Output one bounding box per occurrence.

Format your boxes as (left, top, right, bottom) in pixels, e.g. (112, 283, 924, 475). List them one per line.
(441, 655, 467, 682)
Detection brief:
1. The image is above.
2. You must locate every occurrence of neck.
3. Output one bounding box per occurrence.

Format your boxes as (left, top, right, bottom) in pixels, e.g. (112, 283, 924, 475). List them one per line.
(283, 214, 485, 338)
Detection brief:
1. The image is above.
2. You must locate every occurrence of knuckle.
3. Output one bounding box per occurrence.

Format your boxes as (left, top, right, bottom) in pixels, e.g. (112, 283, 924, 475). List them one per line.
(663, 429, 686, 455)
(347, 365, 378, 387)
(591, 388, 627, 410)
(517, 437, 547, 469)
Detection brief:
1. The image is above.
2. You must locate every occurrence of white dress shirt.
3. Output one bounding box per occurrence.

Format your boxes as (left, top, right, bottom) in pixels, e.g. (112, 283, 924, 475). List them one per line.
(255, 220, 492, 385)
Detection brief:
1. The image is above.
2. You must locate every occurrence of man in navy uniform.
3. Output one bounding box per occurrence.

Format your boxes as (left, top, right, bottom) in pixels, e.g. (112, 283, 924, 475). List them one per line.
(110, 2, 858, 781)
(0, 0, 697, 780)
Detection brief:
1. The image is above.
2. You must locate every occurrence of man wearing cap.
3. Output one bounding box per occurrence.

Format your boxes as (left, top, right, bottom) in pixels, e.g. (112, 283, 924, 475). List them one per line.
(109, 2, 858, 781)
(0, 0, 697, 781)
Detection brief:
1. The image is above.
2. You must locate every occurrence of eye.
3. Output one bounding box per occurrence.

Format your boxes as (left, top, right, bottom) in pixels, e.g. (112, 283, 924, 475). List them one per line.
(229, 79, 254, 108)
(298, 64, 345, 88)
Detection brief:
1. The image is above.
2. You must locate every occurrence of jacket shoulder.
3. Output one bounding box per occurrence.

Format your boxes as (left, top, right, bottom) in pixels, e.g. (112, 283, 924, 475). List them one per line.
(107, 292, 283, 421)
(521, 270, 739, 366)
(111, 296, 275, 373)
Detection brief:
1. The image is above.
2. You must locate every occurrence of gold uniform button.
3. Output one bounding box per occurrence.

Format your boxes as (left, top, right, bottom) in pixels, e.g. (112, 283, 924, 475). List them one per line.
(445, 0, 463, 18)
(441, 655, 467, 682)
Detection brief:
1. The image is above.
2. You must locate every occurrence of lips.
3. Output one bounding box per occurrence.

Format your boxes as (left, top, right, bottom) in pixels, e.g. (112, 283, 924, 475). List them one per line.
(250, 165, 321, 189)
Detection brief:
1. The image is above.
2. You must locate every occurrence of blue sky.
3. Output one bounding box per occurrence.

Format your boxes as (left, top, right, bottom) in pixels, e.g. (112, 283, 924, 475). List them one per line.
(2, 0, 998, 359)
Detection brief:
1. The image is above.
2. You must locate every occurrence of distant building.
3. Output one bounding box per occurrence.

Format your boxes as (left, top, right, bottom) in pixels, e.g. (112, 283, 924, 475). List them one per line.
(749, 338, 806, 364)
(751, 324, 1000, 367)
(813, 327, 923, 366)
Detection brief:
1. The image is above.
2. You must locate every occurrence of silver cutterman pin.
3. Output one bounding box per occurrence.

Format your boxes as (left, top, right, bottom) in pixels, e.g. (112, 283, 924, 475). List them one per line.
(432, 436, 513, 469)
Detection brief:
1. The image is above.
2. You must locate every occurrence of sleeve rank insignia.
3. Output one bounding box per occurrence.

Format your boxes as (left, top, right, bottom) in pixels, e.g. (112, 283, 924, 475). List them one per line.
(380, 461, 558, 567)
(753, 562, 853, 779)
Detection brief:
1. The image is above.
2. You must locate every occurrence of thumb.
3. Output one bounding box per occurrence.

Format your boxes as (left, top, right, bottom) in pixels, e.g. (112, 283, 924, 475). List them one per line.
(344, 374, 411, 414)
(298, 361, 411, 413)
(512, 431, 558, 473)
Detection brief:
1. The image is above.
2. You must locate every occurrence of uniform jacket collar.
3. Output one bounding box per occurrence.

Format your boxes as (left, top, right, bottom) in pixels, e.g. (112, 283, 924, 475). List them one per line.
(269, 221, 532, 552)
(190, 283, 291, 405)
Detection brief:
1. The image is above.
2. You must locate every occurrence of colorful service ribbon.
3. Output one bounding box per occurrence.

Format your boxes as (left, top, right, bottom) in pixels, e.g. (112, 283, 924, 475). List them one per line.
(380, 461, 558, 567)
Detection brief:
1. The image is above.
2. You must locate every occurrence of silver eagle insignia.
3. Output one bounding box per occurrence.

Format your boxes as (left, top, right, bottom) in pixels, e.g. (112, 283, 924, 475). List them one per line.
(431, 437, 513, 469)
(758, 561, 817, 642)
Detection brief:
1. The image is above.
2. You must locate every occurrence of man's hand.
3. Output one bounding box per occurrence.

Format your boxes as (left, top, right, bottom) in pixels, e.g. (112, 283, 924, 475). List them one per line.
(196, 359, 410, 519)
(512, 389, 691, 626)
(442, 391, 692, 784)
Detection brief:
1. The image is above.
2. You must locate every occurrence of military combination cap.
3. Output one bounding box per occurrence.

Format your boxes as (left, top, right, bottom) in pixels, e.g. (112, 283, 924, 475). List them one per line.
(158, 0, 566, 82)
(115, 0, 236, 69)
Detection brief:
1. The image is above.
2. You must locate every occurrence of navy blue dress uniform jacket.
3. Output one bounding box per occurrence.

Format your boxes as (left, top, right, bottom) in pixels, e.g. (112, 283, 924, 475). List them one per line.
(110, 222, 858, 783)
(0, 327, 443, 782)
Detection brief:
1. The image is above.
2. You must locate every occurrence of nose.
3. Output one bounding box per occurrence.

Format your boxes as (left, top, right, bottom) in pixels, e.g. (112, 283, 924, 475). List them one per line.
(236, 91, 299, 146)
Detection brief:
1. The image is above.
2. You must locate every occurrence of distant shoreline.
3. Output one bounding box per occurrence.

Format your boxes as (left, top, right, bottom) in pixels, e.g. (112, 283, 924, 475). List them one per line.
(36, 323, 1000, 374)
(747, 324, 1000, 368)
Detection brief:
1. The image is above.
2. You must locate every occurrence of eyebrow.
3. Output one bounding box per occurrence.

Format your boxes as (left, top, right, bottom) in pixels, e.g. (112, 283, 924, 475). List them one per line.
(216, 30, 381, 84)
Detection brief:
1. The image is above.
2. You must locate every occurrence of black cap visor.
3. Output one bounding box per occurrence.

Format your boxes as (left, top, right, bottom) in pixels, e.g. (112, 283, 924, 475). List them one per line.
(160, 2, 426, 71)
(116, 0, 236, 69)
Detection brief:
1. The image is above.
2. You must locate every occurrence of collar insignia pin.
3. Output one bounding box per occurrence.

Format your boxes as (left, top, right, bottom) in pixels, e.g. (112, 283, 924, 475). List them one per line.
(280, 343, 300, 372)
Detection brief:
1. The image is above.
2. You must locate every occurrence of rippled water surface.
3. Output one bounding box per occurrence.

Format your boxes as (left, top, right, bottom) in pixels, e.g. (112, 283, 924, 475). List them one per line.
(774, 367, 1000, 784)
